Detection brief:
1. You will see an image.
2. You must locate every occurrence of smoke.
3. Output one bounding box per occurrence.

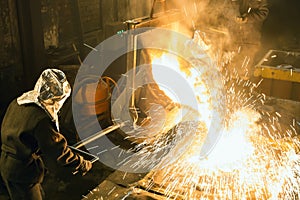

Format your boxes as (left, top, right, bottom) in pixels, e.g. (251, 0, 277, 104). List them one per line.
(167, 0, 231, 56)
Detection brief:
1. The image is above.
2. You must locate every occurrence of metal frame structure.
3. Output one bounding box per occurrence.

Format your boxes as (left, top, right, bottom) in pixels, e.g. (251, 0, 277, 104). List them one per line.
(254, 49, 300, 83)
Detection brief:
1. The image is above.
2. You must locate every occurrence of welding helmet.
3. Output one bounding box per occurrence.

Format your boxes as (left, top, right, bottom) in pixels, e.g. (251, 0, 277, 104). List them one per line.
(17, 68, 71, 130)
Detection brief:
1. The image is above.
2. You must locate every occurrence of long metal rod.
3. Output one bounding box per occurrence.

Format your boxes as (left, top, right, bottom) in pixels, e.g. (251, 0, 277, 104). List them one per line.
(130, 34, 137, 109)
(74, 122, 125, 149)
(68, 145, 99, 163)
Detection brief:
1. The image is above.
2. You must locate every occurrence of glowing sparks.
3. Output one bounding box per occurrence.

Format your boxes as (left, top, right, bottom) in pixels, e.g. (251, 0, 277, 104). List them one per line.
(139, 96, 300, 199)
(133, 48, 300, 199)
(199, 109, 257, 171)
(83, 43, 98, 51)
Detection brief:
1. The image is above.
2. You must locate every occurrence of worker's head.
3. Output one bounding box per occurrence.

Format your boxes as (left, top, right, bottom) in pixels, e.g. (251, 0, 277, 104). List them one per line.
(35, 69, 71, 106)
(17, 69, 71, 129)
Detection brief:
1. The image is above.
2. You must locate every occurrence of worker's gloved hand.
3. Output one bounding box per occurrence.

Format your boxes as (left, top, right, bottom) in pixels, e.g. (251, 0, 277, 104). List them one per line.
(235, 16, 248, 24)
(78, 159, 92, 176)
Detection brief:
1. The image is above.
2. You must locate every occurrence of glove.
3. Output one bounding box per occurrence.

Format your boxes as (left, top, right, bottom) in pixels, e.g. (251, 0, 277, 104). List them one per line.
(77, 159, 92, 176)
(235, 16, 248, 24)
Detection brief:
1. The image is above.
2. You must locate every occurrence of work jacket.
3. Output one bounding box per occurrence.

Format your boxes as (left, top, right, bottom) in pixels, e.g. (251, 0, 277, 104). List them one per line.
(208, 0, 269, 48)
(225, 0, 268, 46)
(0, 99, 84, 183)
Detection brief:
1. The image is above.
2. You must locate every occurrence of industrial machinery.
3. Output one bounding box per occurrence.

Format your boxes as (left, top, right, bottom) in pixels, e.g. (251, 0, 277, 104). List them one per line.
(54, 10, 300, 200)
(254, 49, 300, 101)
(70, 4, 187, 151)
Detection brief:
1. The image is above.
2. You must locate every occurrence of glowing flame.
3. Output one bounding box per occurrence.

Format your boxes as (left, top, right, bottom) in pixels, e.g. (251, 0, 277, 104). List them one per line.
(151, 52, 212, 125)
(150, 52, 256, 171)
(151, 53, 183, 104)
(137, 51, 300, 200)
(198, 108, 257, 171)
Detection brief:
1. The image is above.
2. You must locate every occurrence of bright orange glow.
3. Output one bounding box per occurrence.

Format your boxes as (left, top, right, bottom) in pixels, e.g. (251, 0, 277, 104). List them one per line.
(145, 52, 300, 199)
(151, 52, 212, 125)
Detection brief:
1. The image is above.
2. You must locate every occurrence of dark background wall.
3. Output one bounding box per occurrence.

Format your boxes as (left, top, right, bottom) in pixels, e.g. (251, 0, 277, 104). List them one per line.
(262, 0, 300, 51)
(0, 0, 152, 108)
(0, 0, 22, 106)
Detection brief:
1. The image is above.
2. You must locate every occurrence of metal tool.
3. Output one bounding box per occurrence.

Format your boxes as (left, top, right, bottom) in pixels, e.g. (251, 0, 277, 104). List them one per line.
(71, 122, 126, 175)
(73, 122, 126, 149)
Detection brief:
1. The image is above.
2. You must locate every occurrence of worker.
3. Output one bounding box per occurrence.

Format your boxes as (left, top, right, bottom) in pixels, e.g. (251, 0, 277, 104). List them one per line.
(225, 0, 269, 79)
(205, 0, 269, 80)
(0, 69, 92, 200)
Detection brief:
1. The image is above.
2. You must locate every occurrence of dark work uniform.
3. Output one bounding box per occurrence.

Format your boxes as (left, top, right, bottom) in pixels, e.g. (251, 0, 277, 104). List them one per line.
(221, 0, 269, 45)
(224, 0, 269, 77)
(0, 99, 86, 200)
(207, 0, 269, 78)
